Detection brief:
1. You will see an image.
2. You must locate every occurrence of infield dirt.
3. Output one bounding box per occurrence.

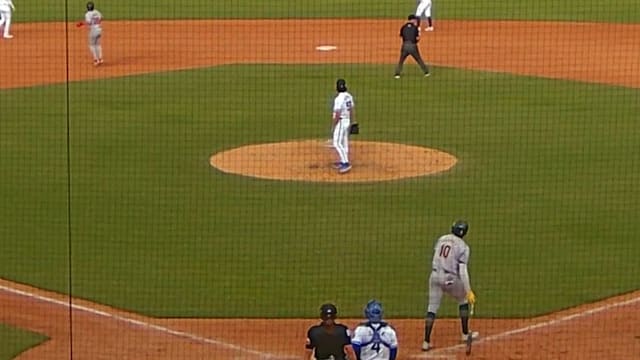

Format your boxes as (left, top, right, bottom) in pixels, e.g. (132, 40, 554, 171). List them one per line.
(1, 19, 638, 359)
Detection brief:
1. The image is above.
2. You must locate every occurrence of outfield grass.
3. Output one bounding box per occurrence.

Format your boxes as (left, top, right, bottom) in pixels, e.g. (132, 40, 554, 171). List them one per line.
(1, 65, 638, 318)
(19, 0, 640, 22)
(0, 324, 48, 360)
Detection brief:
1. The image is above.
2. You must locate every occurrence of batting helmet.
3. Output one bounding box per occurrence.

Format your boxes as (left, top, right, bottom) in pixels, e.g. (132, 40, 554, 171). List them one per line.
(451, 220, 469, 238)
(320, 303, 338, 320)
(336, 79, 347, 92)
(86, 2, 95, 11)
(364, 300, 383, 323)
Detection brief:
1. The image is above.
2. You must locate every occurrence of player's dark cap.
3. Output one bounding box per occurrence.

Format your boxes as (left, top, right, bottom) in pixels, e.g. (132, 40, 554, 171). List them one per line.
(452, 220, 469, 238)
(320, 303, 338, 320)
(86, 2, 95, 11)
(336, 79, 347, 92)
(408, 14, 418, 21)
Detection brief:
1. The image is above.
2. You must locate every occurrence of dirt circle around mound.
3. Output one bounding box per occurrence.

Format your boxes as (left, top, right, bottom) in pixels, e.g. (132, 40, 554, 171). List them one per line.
(209, 140, 457, 183)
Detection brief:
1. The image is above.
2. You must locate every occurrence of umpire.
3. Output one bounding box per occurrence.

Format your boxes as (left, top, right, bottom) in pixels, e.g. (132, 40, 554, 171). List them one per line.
(305, 303, 355, 360)
(394, 14, 431, 78)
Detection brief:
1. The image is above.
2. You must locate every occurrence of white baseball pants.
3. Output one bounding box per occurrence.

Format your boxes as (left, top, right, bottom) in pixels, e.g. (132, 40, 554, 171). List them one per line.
(0, 8, 12, 37)
(333, 118, 350, 164)
(416, 0, 432, 18)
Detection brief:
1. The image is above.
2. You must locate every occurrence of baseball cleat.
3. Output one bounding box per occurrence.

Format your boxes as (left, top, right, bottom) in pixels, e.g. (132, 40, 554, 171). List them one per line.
(332, 162, 342, 169)
(338, 163, 352, 174)
(3, 34, 14, 39)
(461, 331, 479, 342)
(394, 75, 400, 79)
(424, 72, 431, 77)
(426, 26, 434, 31)
(421, 341, 431, 351)
(98, 58, 104, 64)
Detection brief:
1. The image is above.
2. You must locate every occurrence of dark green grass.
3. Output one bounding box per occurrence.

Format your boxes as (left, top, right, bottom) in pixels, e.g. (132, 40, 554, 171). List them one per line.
(0, 324, 48, 360)
(1, 65, 638, 318)
(18, 0, 640, 22)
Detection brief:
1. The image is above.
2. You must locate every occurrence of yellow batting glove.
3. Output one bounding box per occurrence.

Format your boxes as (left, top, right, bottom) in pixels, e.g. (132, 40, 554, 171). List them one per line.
(466, 290, 476, 305)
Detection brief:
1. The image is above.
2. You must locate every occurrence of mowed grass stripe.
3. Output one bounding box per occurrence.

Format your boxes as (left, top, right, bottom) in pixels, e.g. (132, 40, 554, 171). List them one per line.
(0, 65, 638, 318)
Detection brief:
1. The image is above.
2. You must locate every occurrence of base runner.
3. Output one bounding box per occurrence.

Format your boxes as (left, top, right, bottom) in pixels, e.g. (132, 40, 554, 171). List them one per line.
(76, 2, 104, 66)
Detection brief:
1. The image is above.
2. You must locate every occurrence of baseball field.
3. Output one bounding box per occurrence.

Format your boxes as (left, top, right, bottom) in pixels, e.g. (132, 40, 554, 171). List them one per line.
(1, 0, 639, 359)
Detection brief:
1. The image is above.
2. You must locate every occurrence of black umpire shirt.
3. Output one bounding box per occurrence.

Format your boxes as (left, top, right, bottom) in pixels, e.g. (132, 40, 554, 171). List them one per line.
(306, 323, 351, 360)
(400, 22, 420, 44)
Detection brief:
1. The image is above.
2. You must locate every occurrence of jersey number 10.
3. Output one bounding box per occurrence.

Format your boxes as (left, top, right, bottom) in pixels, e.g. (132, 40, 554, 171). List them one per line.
(439, 244, 452, 258)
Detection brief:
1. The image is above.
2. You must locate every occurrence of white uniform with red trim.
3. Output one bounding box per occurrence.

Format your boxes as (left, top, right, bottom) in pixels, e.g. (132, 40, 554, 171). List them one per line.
(84, 8, 104, 63)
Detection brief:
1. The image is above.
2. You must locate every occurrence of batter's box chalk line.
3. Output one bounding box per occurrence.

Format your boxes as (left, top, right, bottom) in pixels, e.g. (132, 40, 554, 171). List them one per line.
(411, 294, 640, 358)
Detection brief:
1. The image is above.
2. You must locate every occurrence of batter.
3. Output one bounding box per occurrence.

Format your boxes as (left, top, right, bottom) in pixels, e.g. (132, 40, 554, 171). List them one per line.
(422, 220, 478, 351)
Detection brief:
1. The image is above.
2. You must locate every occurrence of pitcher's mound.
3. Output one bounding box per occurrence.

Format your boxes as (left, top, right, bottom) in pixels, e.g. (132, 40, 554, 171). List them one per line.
(210, 140, 457, 183)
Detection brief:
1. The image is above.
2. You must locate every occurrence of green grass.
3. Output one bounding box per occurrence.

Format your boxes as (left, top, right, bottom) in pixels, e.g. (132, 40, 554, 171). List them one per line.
(1, 65, 638, 318)
(18, 0, 640, 22)
(0, 324, 48, 359)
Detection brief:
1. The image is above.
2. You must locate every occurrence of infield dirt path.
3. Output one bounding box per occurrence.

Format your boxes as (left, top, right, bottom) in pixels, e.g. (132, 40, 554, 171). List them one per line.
(0, 19, 639, 89)
(1, 18, 639, 359)
(1, 279, 639, 359)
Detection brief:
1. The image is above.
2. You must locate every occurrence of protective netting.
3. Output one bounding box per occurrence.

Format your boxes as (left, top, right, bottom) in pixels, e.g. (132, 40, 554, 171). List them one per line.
(0, 1, 638, 359)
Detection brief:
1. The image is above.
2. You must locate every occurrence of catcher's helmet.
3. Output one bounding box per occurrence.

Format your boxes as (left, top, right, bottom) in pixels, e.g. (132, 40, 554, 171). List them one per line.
(364, 300, 383, 323)
(320, 303, 338, 320)
(86, 2, 95, 11)
(336, 79, 347, 92)
(451, 220, 469, 238)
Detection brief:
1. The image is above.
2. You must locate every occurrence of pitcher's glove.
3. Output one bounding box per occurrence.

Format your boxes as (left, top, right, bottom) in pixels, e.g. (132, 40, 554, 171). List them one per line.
(349, 122, 360, 135)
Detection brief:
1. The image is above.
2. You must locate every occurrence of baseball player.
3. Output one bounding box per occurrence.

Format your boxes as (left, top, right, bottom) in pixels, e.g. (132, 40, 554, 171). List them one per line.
(415, 0, 434, 32)
(305, 303, 355, 360)
(331, 79, 354, 174)
(422, 220, 478, 352)
(76, 2, 104, 66)
(0, 0, 15, 39)
(352, 300, 398, 360)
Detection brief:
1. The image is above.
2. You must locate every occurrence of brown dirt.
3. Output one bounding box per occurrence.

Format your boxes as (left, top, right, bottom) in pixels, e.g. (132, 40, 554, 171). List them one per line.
(210, 140, 457, 182)
(1, 20, 639, 89)
(1, 18, 638, 359)
(1, 279, 639, 359)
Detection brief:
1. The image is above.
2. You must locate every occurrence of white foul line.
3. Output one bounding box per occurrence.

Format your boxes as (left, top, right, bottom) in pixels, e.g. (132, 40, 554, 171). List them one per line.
(412, 293, 640, 358)
(0, 284, 296, 360)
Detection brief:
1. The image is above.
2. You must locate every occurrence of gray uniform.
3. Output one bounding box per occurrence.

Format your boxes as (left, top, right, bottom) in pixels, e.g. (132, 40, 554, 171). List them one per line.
(84, 9, 104, 63)
(85, 10, 103, 45)
(427, 234, 471, 314)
